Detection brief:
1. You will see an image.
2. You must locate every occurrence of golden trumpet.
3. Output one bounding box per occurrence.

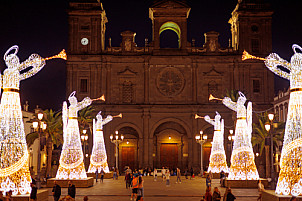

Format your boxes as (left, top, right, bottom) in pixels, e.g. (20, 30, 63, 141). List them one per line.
(113, 113, 122, 118)
(43, 49, 67, 61)
(242, 50, 291, 67)
(92, 94, 105, 101)
(195, 114, 204, 119)
(209, 94, 223, 101)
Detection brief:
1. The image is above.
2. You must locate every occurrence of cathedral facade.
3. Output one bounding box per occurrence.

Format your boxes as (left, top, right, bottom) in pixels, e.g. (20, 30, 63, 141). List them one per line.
(67, 0, 274, 171)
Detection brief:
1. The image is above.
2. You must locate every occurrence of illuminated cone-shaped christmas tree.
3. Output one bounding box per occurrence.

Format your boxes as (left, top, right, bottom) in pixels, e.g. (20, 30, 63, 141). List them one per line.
(222, 92, 259, 180)
(88, 111, 113, 173)
(0, 45, 46, 195)
(56, 91, 92, 180)
(259, 44, 302, 196)
(204, 112, 229, 173)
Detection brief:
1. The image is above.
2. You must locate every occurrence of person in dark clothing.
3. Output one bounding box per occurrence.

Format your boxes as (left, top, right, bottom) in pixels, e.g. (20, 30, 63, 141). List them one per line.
(52, 181, 61, 201)
(68, 181, 76, 199)
(100, 168, 105, 183)
(212, 187, 221, 200)
(204, 186, 212, 201)
(0, 191, 4, 201)
(95, 169, 99, 182)
(30, 182, 38, 201)
(190, 168, 194, 179)
(226, 188, 236, 201)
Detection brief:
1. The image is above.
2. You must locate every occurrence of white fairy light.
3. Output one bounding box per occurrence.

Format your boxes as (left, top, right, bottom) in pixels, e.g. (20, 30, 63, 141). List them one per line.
(204, 112, 229, 173)
(0, 45, 48, 195)
(222, 92, 259, 180)
(262, 44, 302, 196)
(87, 111, 113, 173)
(56, 91, 92, 180)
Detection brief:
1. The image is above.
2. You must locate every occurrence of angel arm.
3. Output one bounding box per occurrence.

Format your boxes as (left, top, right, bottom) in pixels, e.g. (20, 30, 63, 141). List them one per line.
(204, 115, 215, 126)
(102, 115, 113, 126)
(264, 53, 290, 80)
(222, 97, 237, 112)
(77, 97, 92, 111)
(19, 54, 46, 80)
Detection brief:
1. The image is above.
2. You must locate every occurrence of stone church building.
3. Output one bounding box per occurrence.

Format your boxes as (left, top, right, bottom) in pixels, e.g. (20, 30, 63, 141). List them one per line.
(67, 0, 274, 172)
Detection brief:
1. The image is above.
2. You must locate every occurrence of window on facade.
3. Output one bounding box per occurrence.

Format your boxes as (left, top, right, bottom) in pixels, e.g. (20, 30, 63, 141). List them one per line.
(81, 25, 90, 30)
(80, 79, 88, 93)
(208, 81, 218, 102)
(251, 25, 259, 33)
(251, 39, 259, 53)
(122, 81, 133, 103)
(253, 79, 260, 93)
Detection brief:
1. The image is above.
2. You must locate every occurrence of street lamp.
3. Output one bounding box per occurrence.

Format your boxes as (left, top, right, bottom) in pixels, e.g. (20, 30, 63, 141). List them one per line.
(81, 129, 88, 168)
(228, 129, 235, 161)
(110, 131, 124, 169)
(195, 130, 207, 176)
(265, 113, 275, 189)
(32, 112, 47, 189)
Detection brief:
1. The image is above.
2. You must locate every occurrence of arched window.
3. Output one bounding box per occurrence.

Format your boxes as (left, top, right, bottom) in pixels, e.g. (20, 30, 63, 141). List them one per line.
(159, 22, 181, 48)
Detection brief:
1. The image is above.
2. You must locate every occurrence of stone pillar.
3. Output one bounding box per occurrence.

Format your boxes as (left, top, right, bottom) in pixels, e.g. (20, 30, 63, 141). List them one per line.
(143, 110, 150, 167)
(188, 138, 193, 169)
(148, 138, 154, 168)
(138, 138, 144, 168)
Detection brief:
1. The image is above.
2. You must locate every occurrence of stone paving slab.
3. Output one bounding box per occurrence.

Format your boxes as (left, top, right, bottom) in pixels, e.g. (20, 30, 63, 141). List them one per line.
(45, 176, 259, 201)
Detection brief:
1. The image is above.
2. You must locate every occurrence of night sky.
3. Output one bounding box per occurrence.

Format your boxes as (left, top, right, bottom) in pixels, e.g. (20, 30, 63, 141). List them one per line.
(0, 0, 301, 110)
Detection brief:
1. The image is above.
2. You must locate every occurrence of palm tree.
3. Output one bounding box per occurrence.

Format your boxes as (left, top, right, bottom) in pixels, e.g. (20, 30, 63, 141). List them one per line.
(78, 105, 95, 134)
(26, 109, 63, 177)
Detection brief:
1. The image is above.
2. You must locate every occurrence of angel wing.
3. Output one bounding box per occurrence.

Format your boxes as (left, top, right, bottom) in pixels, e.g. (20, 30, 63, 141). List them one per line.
(62, 101, 68, 141)
(247, 101, 253, 141)
(221, 119, 224, 142)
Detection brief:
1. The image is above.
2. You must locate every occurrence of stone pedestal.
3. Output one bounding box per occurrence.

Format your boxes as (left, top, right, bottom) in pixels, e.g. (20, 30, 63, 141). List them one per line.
(11, 189, 48, 201)
(262, 190, 302, 201)
(46, 177, 94, 188)
(225, 178, 268, 188)
(87, 171, 113, 179)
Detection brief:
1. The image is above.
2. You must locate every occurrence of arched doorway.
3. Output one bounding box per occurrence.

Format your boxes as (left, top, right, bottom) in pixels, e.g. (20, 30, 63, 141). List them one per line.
(153, 121, 188, 170)
(117, 127, 139, 171)
(159, 21, 181, 48)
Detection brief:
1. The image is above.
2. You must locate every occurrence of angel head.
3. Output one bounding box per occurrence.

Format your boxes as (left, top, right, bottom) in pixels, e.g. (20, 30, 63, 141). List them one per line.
(237, 91, 247, 105)
(68, 91, 77, 105)
(291, 44, 302, 68)
(215, 111, 221, 121)
(4, 45, 20, 69)
(96, 111, 103, 120)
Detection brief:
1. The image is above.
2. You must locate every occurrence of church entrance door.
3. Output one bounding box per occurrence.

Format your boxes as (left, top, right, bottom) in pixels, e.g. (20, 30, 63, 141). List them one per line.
(160, 143, 178, 169)
(121, 147, 135, 171)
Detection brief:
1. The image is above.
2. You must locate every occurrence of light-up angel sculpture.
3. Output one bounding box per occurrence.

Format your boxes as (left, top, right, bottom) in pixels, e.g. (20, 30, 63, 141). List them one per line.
(56, 91, 93, 180)
(87, 111, 114, 173)
(204, 112, 229, 173)
(243, 44, 302, 196)
(221, 92, 259, 180)
(0, 45, 66, 195)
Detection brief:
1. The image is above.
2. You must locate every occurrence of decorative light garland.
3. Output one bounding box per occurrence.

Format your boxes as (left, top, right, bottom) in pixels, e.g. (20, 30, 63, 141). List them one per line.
(204, 112, 229, 173)
(88, 111, 113, 173)
(56, 91, 92, 180)
(222, 92, 259, 180)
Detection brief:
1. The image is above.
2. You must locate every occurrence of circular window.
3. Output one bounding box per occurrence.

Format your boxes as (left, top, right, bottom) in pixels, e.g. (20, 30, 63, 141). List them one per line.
(156, 67, 185, 97)
(251, 25, 259, 33)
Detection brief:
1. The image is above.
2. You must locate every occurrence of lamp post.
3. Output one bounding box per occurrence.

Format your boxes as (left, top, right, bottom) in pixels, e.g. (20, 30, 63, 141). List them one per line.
(32, 112, 47, 189)
(81, 129, 88, 168)
(228, 129, 235, 161)
(266, 113, 275, 189)
(110, 131, 124, 169)
(195, 130, 207, 176)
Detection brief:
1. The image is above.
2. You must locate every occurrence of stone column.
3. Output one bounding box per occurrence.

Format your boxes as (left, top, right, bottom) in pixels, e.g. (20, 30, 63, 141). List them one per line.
(138, 138, 144, 168)
(143, 110, 150, 167)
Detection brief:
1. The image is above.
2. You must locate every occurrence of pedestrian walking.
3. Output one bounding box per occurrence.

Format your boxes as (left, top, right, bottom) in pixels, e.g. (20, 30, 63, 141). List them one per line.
(204, 186, 212, 201)
(185, 168, 188, 179)
(257, 180, 264, 201)
(162, 168, 166, 181)
(83, 196, 88, 201)
(206, 174, 211, 187)
(165, 169, 170, 187)
(125, 173, 131, 189)
(5, 191, 13, 201)
(52, 181, 61, 201)
(154, 168, 157, 181)
(213, 187, 221, 200)
(0, 191, 4, 201)
(176, 167, 181, 183)
(95, 168, 99, 182)
(223, 188, 229, 201)
(138, 176, 144, 197)
(131, 174, 139, 200)
(68, 181, 76, 199)
(100, 168, 105, 183)
(30, 182, 37, 201)
(113, 167, 117, 180)
(130, 173, 133, 188)
(290, 197, 297, 201)
(190, 167, 194, 179)
(226, 188, 236, 201)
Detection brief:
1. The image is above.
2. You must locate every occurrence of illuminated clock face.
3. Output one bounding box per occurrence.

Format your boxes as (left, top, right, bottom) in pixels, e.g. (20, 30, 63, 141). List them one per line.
(81, 38, 89, 45)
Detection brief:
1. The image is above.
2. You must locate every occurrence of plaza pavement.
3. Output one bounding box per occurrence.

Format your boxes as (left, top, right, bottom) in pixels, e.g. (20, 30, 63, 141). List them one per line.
(46, 176, 259, 201)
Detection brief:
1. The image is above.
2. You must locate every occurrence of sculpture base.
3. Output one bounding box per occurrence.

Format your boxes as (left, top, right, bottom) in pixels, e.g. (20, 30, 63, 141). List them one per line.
(87, 171, 113, 179)
(204, 172, 229, 179)
(262, 190, 302, 201)
(225, 178, 268, 188)
(46, 177, 94, 188)
(11, 189, 48, 201)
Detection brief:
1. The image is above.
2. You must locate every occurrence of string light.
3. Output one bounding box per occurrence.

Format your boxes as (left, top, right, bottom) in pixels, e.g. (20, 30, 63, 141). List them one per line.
(204, 112, 229, 173)
(222, 92, 259, 180)
(88, 112, 113, 173)
(56, 92, 92, 180)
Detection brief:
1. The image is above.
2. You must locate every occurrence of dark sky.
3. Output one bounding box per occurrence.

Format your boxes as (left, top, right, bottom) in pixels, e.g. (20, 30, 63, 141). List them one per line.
(0, 0, 301, 110)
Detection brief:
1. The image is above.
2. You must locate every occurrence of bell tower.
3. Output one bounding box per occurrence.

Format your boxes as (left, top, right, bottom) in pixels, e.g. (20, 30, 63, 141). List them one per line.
(149, 0, 190, 49)
(68, 0, 107, 54)
(229, 0, 273, 55)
